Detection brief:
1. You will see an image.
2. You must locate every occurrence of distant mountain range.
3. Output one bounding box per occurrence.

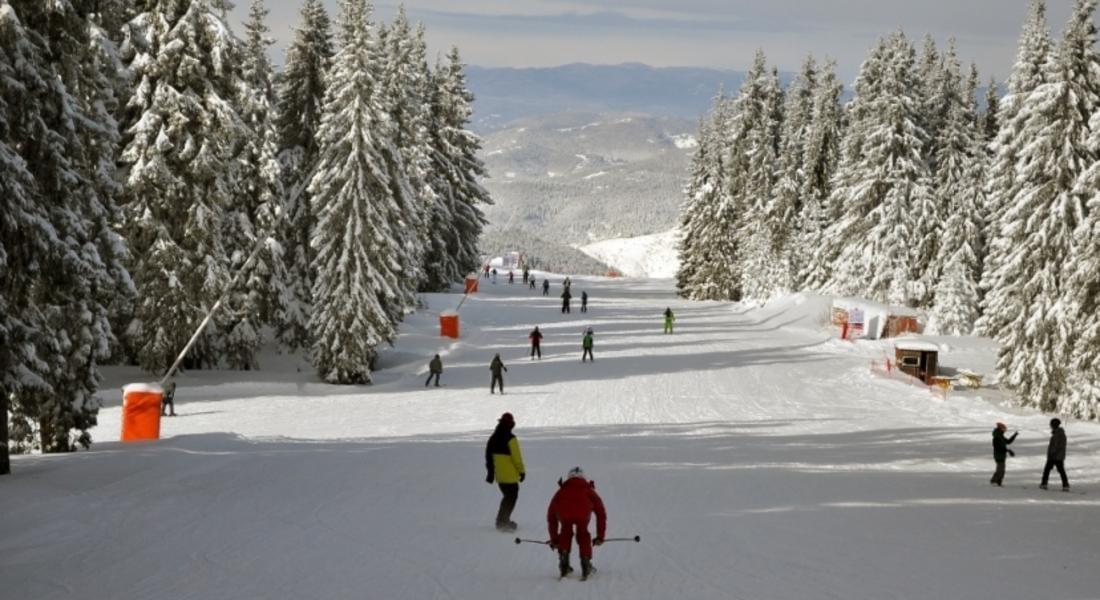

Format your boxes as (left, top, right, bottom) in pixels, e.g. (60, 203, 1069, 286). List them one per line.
(465, 63, 754, 131)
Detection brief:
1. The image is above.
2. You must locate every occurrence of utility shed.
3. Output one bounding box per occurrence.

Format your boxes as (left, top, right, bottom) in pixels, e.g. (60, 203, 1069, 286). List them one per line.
(895, 341, 939, 385)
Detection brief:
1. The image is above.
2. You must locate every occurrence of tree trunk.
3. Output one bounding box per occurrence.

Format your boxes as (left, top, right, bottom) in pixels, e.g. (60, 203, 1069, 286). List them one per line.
(1, 391, 10, 475)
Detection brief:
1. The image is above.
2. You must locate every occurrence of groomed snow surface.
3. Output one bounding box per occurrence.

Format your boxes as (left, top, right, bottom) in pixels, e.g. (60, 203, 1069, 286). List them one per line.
(4, 275, 1100, 599)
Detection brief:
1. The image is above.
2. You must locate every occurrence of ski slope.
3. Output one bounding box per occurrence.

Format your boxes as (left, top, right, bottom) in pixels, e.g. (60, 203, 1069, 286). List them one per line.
(4, 275, 1099, 599)
(579, 229, 680, 278)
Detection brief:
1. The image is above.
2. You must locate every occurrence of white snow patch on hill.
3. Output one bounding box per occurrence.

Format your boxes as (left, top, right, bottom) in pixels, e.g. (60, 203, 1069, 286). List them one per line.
(580, 229, 681, 278)
(670, 133, 698, 149)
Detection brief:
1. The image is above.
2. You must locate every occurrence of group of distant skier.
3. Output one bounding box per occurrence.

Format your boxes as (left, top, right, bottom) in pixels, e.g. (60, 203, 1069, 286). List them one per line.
(485, 412, 607, 580)
(991, 418, 1072, 491)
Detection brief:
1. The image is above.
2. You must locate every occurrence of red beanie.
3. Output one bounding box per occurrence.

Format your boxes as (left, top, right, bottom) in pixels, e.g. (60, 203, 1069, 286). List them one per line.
(499, 412, 515, 426)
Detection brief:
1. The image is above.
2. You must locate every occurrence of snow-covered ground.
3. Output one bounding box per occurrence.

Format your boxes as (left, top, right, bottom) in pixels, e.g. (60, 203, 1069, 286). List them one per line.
(4, 275, 1100, 599)
(580, 229, 681, 278)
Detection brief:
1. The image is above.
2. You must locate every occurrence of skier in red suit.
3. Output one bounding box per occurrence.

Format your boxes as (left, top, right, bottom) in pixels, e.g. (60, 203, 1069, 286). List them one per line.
(547, 466, 607, 579)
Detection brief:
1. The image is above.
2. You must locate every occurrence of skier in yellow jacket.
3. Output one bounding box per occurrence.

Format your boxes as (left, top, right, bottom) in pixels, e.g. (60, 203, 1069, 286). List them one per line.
(486, 412, 526, 531)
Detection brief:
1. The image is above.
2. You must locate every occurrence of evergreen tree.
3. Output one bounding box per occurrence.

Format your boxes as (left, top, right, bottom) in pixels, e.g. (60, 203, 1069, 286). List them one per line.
(424, 47, 491, 289)
(978, 0, 1053, 339)
(119, 0, 248, 372)
(740, 66, 786, 302)
(982, 0, 1100, 411)
(275, 0, 332, 348)
(762, 57, 817, 296)
(308, 0, 401, 384)
(677, 95, 732, 300)
(823, 32, 933, 305)
(931, 62, 987, 335)
(983, 77, 1001, 142)
(796, 60, 844, 290)
(222, 0, 292, 370)
(380, 8, 433, 293)
(3, 0, 131, 453)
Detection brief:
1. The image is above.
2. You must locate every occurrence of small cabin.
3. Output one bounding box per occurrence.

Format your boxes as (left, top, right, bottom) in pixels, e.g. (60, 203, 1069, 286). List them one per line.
(895, 341, 939, 385)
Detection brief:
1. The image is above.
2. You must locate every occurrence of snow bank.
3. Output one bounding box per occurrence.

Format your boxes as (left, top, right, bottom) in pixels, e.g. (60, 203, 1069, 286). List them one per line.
(579, 229, 681, 278)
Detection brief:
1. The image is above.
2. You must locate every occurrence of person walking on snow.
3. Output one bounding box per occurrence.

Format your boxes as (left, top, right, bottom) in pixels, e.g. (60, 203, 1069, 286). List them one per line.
(581, 291, 588, 313)
(529, 326, 544, 359)
(425, 354, 443, 387)
(484, 264, 491, 279)
(663, 307, 675, 334)
(490, 353, 508, 394)
(990, 421, 1017, 486)
(486, 412, 525, 532)
(491, 268, 498, 284)
(581, 330, 594, 362)
(542, 278, 550, 296)
(523, 267, 530, 284)
(548, 466, 607, 580)
(1040, 418, 1070, 491)
(509, 270, 515, 284)
(530, 277, 537, 290)
(561, 288, 573, 314)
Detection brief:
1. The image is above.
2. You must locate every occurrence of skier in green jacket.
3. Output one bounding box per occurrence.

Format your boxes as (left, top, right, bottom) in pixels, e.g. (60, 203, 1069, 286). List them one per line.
(582, 330, 594, 362)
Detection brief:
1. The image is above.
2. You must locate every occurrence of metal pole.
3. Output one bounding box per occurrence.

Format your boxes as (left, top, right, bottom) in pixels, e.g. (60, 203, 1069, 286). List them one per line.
(158, 175, 312, 386)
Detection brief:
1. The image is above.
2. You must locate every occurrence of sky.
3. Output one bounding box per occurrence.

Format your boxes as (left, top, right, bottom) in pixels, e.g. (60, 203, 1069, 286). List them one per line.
(229, 0, 1077, 82)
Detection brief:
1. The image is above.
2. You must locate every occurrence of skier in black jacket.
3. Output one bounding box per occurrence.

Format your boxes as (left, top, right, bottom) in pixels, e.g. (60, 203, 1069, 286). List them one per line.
(561, 289, 572, 314)
(1040, 418, 1070, 490)
(990, 421, 1017, 486)
(490, 354, 508, 394)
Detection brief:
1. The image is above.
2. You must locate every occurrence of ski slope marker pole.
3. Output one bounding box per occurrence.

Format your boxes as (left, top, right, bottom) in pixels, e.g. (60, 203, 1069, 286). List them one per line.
(515, 538, 550, 545)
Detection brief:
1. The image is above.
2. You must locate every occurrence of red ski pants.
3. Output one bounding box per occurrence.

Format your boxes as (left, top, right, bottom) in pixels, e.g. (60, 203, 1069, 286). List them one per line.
(557, 517, 593, 559)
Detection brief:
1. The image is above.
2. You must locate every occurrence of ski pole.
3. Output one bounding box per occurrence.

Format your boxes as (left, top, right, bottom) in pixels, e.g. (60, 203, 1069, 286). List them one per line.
(514, 538, 550, 545)
(601, 536, 641, 543)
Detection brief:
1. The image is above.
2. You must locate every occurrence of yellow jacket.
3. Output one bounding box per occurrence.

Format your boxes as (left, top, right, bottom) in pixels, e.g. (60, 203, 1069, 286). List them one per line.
(487, 435, 525, 484)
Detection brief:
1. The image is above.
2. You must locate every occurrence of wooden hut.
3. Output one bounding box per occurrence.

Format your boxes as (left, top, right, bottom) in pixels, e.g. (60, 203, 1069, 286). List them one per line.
(894, 341, 939, 385)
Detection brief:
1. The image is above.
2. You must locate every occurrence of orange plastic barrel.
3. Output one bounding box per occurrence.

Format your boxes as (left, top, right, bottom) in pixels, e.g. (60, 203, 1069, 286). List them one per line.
(464, 275, 479, 294)
(121, 383, 163, 442)
(440, 312, 460, 338)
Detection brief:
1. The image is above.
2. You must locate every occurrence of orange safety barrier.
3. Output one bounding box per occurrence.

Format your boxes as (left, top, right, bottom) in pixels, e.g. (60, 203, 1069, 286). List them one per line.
(440, 312, 460, 338)
(464, 275, 479, 294)
(121, 383, 163, 442)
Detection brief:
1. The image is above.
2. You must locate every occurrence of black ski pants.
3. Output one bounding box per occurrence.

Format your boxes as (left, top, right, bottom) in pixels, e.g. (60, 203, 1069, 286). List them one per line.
(562, 301, 571, 314)
(496, 483, 519, 527)
(425, 372, 440, 387)
(491, 374, 504, 394)
(531, 343, 541, 358)
(991, 459, 1006, 485)
(582, 348, 593, 362)
(1042, 458, 1069, 487)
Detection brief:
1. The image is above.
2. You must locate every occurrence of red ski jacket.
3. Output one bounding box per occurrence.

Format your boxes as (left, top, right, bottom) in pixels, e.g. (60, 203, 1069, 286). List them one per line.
(547, 477, 607, 540)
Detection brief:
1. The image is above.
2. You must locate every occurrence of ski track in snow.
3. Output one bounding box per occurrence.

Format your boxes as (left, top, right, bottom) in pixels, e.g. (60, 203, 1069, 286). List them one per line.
(4, 275, 1100, 599)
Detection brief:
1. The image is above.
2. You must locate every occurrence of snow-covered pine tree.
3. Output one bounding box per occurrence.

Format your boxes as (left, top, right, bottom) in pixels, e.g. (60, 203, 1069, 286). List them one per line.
(366, 7, 420, 316)
(676, 93, 731, 299)
(380, 8, 433, 293)
(983, 77, 1001, 142)
(917, 34, 946, 163)
(740, 66, 786, 303)
(931, 61, 986, 335)
(221, 0, 292, 370)
(308, 0, 402, 384)
(982, 0, 1100, 412)
(3, 0, 131, 452)
(275, 0, 332, 349)
(978, 0, 1053, 339)
(921, 41, 971, 306)
(795, 60, 843, 290)
(119, 0, 248, 372)
(0, 2, 57, 467)
(768, 56, 818, 293)
(823, 31, 934, 306)
(1065, 113, 1100, 419)
(425, 47, 492, 288)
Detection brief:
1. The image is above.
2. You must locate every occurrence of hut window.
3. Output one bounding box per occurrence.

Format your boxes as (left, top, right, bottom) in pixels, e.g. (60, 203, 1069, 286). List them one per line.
(900, 355, 920, 367)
